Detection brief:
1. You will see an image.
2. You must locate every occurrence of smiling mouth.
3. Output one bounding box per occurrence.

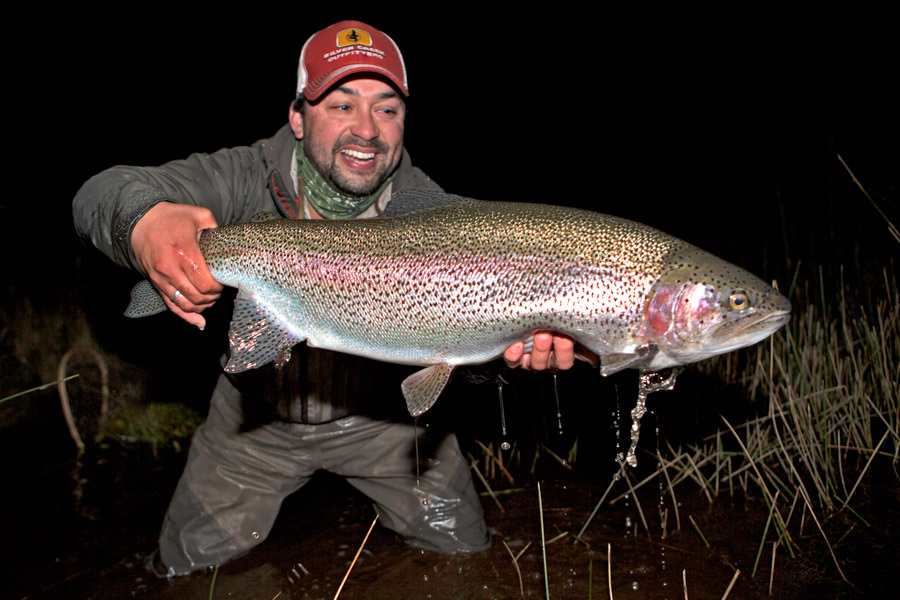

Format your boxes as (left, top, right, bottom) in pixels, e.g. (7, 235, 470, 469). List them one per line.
(341, 148, 376, 160)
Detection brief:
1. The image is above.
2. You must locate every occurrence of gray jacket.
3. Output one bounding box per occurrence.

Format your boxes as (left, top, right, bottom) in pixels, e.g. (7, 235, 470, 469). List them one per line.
(73, 124, 442, 273)
(73, 124, 445, 423)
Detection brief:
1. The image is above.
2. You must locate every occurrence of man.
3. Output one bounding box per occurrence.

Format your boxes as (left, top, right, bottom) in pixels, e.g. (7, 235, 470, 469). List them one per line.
(73, 20, 575, 577)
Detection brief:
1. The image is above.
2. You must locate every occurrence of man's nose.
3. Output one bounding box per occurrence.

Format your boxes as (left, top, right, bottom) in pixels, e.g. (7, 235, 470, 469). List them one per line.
(350, 110, 378, 140)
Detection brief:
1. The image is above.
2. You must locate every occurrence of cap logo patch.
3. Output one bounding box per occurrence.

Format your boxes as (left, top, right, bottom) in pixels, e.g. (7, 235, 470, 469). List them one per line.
(336, 28, 373, 48)
(323, 28, 385, 64)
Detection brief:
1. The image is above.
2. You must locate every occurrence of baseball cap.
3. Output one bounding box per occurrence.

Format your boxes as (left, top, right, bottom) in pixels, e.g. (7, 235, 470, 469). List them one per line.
(296, 20, 409, 101)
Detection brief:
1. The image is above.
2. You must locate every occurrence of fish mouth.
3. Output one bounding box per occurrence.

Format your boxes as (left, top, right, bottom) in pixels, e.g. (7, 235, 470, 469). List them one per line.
(704, 309, 791, 353)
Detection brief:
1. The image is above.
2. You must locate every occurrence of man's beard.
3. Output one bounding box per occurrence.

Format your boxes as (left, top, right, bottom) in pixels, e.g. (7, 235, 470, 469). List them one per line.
(303, 136, 393, 197)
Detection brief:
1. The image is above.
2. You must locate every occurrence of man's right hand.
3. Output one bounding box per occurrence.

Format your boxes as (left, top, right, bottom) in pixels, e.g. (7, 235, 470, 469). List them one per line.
(130, 202, 224, 329)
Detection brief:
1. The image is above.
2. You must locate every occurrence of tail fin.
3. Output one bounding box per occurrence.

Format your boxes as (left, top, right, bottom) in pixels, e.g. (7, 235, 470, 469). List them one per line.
(124, 280, 168, 318)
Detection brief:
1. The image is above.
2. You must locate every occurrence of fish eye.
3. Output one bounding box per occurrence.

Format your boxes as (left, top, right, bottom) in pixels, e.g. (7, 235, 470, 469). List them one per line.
(728, 290, 750, 310)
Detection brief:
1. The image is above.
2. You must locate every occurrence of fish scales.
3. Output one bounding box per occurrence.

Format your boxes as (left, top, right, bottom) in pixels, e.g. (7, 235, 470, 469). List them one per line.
(127, 197, 791, 416)
(203, 202, 667, 362)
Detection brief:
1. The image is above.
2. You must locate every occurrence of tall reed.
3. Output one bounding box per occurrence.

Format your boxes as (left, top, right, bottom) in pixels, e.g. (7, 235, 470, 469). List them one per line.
(682, 266, 899, 578)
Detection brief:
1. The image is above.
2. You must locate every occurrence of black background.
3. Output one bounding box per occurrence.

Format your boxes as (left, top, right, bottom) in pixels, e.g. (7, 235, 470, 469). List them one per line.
(3, 7, 899, 345)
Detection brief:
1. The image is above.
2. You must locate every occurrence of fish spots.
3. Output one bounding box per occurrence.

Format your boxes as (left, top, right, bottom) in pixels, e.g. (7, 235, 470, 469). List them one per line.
(198, 199, 789, 375)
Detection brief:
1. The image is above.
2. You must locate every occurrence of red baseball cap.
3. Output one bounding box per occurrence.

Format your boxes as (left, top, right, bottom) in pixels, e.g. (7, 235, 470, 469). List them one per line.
(296, 20, 409, 102)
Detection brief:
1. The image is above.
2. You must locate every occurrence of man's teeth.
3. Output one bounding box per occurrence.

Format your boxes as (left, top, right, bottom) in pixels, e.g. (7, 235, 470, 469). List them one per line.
(341, 149, 375, 160)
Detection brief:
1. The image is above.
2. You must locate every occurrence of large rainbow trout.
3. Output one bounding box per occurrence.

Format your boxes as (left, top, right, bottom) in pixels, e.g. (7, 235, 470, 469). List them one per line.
(126, 193, 791, 416)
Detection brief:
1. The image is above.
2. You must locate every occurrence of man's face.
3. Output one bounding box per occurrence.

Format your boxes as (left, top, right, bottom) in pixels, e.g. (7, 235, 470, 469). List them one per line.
(290, 76, 406, 197)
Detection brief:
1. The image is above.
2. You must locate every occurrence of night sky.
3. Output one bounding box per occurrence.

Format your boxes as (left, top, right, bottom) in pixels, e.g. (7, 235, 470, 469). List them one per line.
(4, 8, 899, 333)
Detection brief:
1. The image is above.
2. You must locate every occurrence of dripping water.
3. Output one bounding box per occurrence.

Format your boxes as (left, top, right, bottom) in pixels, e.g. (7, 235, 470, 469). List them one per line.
(622, 368, 681, 468)
(414, 417, 420, 487)
(497, 378, 511, 451)
(651, 410, 671, 595)
(608, 370, 680, 595)
(551, 369, 563, 435)
(612, 383, 623, 480)
(413, 417, 428, 506)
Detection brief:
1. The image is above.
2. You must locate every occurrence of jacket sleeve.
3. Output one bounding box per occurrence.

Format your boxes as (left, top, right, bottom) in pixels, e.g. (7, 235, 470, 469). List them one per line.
(72, 144, 270, 272)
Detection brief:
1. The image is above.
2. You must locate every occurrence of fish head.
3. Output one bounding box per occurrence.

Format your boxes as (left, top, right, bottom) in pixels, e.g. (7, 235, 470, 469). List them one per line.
(643, 258, 791, 367)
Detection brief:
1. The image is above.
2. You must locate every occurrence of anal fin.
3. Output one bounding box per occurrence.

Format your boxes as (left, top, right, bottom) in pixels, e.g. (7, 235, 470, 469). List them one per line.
(401, 363, 456, 417)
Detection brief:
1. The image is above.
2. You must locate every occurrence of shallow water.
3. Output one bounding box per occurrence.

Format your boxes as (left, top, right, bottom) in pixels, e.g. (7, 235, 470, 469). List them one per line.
(3, 371, 897, 599)
(4, 434, 895, 598)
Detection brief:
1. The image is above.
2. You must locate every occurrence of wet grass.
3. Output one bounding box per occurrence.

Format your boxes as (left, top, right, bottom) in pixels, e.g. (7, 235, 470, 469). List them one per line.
(99, 401, 202, 457)
(458, 265, 899, 597)
(653, 267, 897, 588)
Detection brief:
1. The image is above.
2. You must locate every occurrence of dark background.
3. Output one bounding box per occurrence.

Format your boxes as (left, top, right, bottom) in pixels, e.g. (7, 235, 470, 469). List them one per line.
(3, 8, 898, 377)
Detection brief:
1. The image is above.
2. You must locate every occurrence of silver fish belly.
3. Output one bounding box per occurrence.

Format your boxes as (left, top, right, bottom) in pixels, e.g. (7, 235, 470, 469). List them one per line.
(126, 194, 791, 416)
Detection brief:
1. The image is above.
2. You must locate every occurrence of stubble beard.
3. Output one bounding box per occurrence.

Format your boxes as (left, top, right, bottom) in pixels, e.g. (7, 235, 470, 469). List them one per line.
(304, 136, 394, 197)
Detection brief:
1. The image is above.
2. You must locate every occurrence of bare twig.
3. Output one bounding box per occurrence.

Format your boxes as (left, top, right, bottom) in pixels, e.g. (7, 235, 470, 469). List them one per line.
(469, 456, 504, 513)
(721, 569, 740, 599)
(502, 540, 531, 597)
(538, 482, 549, 600)
(333, 515, 379, 600)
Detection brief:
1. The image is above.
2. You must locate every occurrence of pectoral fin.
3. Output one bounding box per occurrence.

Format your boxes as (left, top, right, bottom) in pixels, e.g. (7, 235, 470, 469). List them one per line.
(401, 363, 456, 417)
(224, 289, 304, 373)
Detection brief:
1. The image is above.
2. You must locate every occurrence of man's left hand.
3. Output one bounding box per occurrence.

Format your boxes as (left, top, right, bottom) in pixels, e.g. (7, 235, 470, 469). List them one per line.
(503, 331, 576, 371)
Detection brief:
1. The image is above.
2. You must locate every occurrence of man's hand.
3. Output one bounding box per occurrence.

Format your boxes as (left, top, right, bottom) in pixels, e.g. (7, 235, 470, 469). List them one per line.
(131, 202, 224, 329)
(503, 331, 576, 371)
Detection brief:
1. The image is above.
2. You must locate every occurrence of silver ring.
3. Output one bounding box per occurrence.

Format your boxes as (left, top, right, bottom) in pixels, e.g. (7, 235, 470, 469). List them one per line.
(170, 290, 182, 302)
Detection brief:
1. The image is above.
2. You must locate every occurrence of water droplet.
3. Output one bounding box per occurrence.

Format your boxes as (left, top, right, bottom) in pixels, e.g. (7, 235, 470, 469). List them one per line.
(632, 581, 640, 590)
(500, 441, 511, 451)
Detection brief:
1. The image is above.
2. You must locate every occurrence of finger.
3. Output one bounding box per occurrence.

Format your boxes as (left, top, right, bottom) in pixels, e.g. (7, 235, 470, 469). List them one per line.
(152, 267, 218, 308)
(528, 332, 555, 371)
(503, 341, 525, 368)
(166, 285, 217, 310)
(154, 283, 208, 329)
(177, 248, 224, 296)
(152, 248, 221, 310)
(147, 275, 213, 331)
(165, 297, 208, 330)
(550, 335, 576, 370)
